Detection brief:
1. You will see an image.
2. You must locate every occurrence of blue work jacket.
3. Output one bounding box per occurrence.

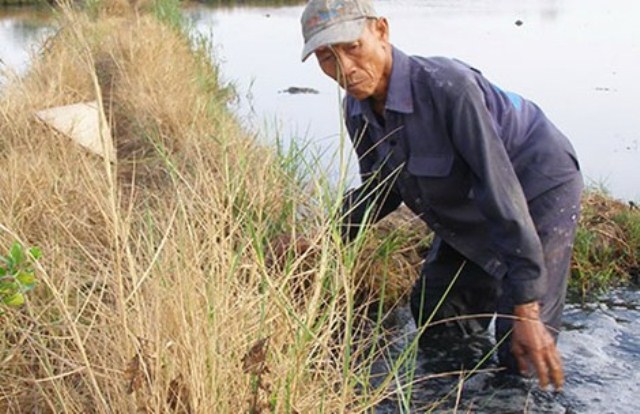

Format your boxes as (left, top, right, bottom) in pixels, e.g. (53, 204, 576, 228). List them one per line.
(342, 47, 581, 304)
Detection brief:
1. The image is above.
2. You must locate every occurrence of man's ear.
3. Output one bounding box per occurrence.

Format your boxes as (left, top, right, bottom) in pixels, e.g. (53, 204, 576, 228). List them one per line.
(373, 17, 390, 42)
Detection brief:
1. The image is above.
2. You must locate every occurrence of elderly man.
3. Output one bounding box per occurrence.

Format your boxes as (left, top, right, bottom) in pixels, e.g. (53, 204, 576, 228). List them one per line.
(300, 0, 582, 391)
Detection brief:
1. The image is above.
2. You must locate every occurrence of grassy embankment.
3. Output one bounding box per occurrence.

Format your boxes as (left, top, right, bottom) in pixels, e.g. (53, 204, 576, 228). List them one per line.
(571, 191, 639, 300)
(0, 0, 428, 412)
(0, 0, 305, 7)
(0, 0, 638, 412)
(203, 0, 304, 5)
(0, 0, 33, 4)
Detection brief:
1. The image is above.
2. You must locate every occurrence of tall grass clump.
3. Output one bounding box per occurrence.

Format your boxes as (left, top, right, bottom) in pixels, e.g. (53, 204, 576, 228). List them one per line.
(0, 0, 428, 412)
(571, 190, 640, 301)
(201, 0, 305, 7)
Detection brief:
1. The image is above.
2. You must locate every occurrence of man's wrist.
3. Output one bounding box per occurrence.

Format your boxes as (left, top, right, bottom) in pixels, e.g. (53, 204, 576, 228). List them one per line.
(514, 301, 540, 319)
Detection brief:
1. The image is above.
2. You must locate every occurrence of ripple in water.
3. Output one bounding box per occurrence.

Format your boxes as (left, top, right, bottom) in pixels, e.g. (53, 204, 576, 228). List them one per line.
(362, 288, 639, 413)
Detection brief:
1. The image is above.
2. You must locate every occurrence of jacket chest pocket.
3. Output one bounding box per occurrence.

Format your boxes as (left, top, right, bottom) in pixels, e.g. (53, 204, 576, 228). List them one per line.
(406, 154, 471, 206)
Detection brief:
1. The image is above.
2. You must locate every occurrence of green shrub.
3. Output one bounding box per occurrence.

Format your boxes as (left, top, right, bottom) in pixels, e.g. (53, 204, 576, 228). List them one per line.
(0, 242, 41, 315)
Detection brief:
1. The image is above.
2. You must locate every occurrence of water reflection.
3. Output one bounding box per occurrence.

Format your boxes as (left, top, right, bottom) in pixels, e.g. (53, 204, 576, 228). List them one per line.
(185, 0, 640, 202)
(0, 7, 53, 84)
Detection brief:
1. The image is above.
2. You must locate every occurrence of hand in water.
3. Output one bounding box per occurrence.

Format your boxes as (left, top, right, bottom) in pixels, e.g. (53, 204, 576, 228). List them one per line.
(511, 302, 564, 391)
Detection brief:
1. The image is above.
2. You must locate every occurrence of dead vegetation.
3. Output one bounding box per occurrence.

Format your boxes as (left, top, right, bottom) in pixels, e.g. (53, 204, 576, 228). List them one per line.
(1, 3, 303, 413)
(571, 190, 640, 300)
(0, 1, 423, 412)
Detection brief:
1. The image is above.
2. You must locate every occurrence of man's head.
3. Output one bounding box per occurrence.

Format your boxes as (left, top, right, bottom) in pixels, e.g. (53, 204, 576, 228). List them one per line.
(301, 0, 392, 103)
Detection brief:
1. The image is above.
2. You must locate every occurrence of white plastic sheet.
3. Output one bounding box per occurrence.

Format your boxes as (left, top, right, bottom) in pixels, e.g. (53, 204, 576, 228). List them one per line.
(36, 101, 115, 162)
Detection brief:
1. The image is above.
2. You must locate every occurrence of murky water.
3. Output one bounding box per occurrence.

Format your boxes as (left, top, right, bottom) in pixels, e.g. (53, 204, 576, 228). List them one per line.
(2, 1, 639, 412)
(362, 288, 640, 413)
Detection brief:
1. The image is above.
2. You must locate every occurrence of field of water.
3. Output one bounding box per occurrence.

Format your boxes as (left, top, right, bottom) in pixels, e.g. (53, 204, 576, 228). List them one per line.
(3, 1, 639, 201)
(184, 0, 640, 203)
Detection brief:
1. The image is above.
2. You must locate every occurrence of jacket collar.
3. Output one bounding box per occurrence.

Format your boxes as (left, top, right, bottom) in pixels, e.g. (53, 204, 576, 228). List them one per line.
(350, 46, 414, 118)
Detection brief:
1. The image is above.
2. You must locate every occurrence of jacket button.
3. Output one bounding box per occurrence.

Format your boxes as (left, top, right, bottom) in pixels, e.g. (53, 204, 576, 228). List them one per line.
(415, 197, 422, 205)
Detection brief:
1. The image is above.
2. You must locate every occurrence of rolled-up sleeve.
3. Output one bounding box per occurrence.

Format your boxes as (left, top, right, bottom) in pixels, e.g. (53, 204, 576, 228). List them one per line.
(447, 82, 547, 304)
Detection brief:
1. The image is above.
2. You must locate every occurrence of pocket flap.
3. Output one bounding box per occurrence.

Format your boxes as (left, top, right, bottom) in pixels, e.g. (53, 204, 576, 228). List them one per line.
(407, 155, 454, 177)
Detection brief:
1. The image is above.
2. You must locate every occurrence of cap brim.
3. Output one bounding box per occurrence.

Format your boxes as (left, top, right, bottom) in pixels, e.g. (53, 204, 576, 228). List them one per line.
(301, 18, 368, 62)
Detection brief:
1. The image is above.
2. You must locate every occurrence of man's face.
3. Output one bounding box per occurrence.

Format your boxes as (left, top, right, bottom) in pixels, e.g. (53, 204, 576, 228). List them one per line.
(314, 18, 391, 101)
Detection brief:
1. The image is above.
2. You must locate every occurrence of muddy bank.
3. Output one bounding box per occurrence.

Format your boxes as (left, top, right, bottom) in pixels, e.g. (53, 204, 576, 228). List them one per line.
(571, 191, 640, 300)
(358, 189, 640, 307)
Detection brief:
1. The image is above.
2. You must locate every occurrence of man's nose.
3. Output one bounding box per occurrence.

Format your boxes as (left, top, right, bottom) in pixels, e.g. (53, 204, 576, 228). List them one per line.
(334, 52, 356, 82)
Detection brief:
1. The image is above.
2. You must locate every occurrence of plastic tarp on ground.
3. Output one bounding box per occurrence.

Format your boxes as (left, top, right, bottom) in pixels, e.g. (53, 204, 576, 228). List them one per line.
(35, 101, 115, 162)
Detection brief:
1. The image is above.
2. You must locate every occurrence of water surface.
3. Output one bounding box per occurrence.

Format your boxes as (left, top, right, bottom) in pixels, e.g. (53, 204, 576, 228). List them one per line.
(185, 0, 640, 201)
(0, 7, 52, 86)
(364, 288, 640, 413)
(3, 2, 639, 200)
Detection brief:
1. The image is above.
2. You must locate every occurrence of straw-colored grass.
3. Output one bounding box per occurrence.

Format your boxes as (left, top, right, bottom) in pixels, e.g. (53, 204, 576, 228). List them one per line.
(202, 0, 305, 6)
(571, 190, 640, 300)
(0, 1, 425, 412)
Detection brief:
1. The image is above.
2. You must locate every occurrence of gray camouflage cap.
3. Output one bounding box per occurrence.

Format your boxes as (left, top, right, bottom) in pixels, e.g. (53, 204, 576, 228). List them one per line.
(300, 0, 377, 62)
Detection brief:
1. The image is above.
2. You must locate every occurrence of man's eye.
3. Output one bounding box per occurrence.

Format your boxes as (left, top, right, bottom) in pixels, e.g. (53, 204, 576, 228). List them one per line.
(348, 42, 361, 51)
(319, 53, 335, 63)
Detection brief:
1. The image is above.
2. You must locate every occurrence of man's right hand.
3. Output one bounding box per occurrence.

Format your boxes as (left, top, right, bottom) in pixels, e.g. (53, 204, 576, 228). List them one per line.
(511, 302, 564, 391)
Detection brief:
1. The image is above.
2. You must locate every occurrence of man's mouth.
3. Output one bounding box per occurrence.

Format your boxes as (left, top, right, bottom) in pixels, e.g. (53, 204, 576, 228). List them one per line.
(347, 80, 364, 90)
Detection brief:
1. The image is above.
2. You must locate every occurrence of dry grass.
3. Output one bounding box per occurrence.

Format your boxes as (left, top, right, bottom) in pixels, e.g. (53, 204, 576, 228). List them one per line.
(0, 2, 424, 412)
(352, 206, 429, 305)
(570, 190, 640, 300)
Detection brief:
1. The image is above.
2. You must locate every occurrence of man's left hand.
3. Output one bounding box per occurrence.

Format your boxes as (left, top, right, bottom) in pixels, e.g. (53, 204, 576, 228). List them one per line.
(266, 234, 312, 268)
(511, 301, 564, 391)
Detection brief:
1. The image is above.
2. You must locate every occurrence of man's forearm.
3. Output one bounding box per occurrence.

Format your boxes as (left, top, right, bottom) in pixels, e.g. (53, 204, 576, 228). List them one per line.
(340, 179, 402, 242)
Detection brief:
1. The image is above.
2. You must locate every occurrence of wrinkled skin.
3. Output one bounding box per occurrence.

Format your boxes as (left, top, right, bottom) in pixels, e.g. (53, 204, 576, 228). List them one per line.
(512, 302, 564, 390)
(314, 18, 392, 114)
